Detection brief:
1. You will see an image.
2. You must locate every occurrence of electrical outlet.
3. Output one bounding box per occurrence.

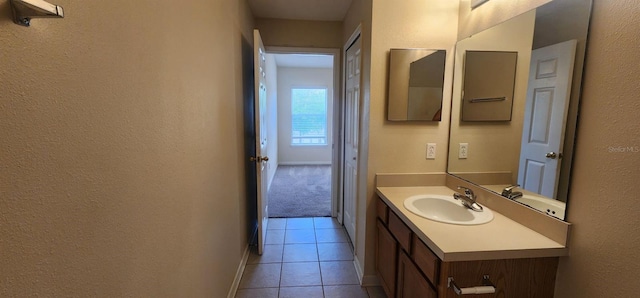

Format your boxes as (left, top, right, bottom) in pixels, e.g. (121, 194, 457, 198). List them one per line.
(426, 143, 436, 159)
(459, 143, 468, 159)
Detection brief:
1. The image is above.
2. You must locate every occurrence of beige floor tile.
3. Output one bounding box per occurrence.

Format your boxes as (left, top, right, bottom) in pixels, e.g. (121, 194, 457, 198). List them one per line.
(238, 263, 281, 289)
(268, 218, 287, 230)
(283, 244, 318, 262)
(235, 287, 279, 298)
(286, 218, 315, 229)
(315, 228, 348, 243)
(323, 285, 369, 298)
(248, 244, 284, 264)
(317, 243, 353, 261)
(313, 217, 342, 229)
(278, 286, 324, 298)
(280, 262, 322, 287)
(284, 229, 316, 244)
(266, 229, 285, 244)
(319, 261, 359, 285)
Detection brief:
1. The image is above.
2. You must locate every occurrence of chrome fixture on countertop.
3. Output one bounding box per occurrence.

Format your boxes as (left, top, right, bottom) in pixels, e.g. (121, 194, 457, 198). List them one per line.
(501, 185, 523, 200)
(454, 186, 484, 212)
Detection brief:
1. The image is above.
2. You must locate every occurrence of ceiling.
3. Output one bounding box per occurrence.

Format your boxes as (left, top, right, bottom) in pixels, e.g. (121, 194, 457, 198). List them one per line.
(248, 0, 353, 21)
(272, 54, 334, 68)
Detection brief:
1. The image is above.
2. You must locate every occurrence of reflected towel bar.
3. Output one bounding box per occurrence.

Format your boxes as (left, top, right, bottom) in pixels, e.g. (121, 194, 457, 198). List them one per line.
(469, 96, 506, 103)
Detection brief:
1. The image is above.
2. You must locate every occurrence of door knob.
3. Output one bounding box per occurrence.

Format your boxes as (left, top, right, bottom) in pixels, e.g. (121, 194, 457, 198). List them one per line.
(545, 152, 558, 159)
(250, 156, 269, 162)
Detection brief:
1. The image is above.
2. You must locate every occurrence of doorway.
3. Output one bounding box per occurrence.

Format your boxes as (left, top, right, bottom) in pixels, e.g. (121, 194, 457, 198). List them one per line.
(263, 49, 341, 220)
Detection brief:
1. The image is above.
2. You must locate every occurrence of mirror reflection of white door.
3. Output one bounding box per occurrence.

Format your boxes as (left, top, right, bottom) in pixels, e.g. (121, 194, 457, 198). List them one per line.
(518, 40, 577, 198)
(343, 35, 361, 245)
(253, 29, 269, 255)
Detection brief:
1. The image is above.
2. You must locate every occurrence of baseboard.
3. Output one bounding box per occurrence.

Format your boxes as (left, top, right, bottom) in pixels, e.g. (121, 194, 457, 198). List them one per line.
(353, 258, 364, 284)
(227, 228, 257, 298)
(361, 274, 380, 287)
(278, 161, 331, 166)
(353, 257, 380, 287)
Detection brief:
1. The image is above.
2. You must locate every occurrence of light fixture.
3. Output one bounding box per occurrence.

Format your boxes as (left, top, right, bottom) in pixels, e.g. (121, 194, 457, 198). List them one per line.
(10, 0, 64, 27)
(470, 0, 490, 9)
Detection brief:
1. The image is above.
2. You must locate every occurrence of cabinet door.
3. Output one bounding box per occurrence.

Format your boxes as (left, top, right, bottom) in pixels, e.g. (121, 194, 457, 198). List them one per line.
(397, 250, 437, 298)
(376, 219, 398, 298)
(412, 234, 440, 286)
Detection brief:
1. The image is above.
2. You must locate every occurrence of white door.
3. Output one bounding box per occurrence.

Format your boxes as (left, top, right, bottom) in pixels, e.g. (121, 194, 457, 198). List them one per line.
(343, 36, 361, 245)
(518, 40, 577, 198)
(253, 29, 269, 255)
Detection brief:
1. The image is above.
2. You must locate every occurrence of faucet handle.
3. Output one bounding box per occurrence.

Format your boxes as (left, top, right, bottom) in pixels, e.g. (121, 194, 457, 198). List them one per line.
(503, 184, 520, 192)
(457, 186, 474, 196)
(501, 184, 520, 196)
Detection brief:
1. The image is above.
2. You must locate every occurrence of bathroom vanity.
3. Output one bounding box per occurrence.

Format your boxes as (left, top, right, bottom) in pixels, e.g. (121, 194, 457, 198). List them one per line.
(375, 185, 567, 298)
(375, 0, 592, 296)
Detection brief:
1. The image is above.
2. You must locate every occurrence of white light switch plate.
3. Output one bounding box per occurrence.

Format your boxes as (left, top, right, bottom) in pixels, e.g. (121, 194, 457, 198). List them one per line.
(427, 143, 436, 159)
(459, 143, 468, 159)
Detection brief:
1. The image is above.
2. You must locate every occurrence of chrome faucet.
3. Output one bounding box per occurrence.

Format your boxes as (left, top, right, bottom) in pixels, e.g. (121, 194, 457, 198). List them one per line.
(454, 186, 484, 212)
(501, 185, 523, 200)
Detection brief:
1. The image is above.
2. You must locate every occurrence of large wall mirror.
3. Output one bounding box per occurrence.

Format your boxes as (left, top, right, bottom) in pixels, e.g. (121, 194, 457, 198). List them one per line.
(448, 0, 593, 220)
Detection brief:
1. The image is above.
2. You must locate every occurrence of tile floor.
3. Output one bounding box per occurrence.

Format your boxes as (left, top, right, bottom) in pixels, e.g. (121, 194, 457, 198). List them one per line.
(236, 217, 387, 298)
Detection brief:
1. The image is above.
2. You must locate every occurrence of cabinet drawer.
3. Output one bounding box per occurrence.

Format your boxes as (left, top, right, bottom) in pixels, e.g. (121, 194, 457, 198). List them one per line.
(388, 211, 412, 253)
(376, 197, 389, 224)
(412, 234, 440, 286)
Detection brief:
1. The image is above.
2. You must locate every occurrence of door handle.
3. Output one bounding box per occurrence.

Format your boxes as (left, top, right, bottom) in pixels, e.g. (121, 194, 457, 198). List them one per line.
(545, 152, 562, 159)
(250, 156, 269, 162)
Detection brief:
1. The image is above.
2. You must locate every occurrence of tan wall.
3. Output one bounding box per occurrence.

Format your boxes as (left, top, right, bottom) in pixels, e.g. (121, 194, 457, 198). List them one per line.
(457, 0, 550, 40)
(255, 18, 343, 48)
(0, 0, 254, 296)
(361, 0, 460, 279)
(555, 0, 640, 296)
(448, 10, 535, 183)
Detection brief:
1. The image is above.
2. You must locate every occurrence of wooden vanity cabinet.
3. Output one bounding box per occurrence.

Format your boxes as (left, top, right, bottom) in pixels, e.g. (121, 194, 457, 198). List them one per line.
(376, 219, 398, 297)
(437, 258, 559, 298)
(376, 196, 559, 298)
(377, 197, 439, 298)
(397, 250, 438, 298)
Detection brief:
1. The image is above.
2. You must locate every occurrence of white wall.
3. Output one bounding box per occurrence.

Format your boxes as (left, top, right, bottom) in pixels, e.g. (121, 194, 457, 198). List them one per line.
(277, 67, 334, 165)
(265, 54, 279, 187)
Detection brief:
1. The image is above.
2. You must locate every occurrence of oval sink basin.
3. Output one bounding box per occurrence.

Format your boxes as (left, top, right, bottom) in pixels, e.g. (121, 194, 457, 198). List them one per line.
(404, 195, 494, 225)
(515, 195, 566, 220)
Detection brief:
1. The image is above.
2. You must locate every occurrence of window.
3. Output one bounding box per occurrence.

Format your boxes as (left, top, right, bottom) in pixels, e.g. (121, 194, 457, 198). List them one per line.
(291, 88, 328, 145)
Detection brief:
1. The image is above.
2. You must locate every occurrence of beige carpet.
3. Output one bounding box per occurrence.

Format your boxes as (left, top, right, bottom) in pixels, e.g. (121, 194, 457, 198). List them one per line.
(268, 165, 331, 217)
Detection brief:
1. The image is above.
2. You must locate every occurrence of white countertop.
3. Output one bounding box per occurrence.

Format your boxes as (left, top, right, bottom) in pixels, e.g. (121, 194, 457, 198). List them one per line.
(376, 186, 568, 262)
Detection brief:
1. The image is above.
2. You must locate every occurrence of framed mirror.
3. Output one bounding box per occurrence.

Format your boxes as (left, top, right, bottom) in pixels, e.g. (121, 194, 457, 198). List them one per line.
(447, 0, 593, 220)
(388, 49, 446, 121)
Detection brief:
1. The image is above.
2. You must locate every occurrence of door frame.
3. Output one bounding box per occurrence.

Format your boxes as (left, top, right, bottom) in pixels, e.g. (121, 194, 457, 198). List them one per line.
(265, 46, 342, 219)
